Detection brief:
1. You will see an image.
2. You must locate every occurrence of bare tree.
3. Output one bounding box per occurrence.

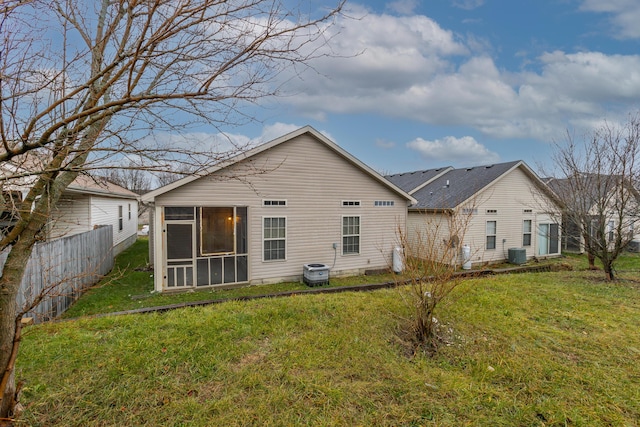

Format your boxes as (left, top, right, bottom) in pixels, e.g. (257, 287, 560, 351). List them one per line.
(546, 114, 640, 280)
(395, 205, 475, 354)
(153, 165, 195, 188)
(0, 0, 343, 419)
(100, 162, 152, 194)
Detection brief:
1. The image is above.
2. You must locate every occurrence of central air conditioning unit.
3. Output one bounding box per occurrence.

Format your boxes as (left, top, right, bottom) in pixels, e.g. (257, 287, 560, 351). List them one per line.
(627, 240, 640, 253)
(508, 248, 527, 265)
(303, 263, 330, 286)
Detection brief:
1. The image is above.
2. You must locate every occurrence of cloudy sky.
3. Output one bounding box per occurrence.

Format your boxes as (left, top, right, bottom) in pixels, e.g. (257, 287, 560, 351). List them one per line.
(207, 0, 640, 175)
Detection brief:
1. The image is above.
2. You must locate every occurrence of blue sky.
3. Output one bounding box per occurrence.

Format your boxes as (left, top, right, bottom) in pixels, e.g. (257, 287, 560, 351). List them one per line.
(182, 0, 640, 175)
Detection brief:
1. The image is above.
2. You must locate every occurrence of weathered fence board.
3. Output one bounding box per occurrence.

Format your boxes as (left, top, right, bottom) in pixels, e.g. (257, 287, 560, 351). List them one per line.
(0, 225, 114, 323)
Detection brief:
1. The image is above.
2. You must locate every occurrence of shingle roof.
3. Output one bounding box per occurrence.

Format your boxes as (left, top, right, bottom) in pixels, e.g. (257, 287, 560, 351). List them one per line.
(66, 175, 139, 199)
(389, 160, 523, 210)
(385, 167, 452, 194)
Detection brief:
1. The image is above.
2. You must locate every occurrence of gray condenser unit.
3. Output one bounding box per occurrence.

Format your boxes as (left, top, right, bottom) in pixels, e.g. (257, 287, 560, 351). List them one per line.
(508, 248, 527, 265)
(303, 263, 330, 286)
(627, 240, 640, 253)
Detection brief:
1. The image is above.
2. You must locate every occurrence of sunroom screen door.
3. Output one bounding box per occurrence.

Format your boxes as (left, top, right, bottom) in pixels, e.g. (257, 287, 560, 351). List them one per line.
(165, 223, 194, 287)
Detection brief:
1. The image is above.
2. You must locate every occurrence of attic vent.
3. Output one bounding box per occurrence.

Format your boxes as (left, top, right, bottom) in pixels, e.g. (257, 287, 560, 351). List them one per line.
(486, 209, 497, 214)
(263, 200, 286, 206)
(523, 209, 532, 213)
(342, 200, 360, 207)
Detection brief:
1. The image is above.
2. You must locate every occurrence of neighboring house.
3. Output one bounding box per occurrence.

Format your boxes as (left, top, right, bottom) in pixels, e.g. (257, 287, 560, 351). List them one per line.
(142, 126, 415, 293)
(48, 175, 140, 255)
(386, 160, 562, 266)
(545, 175, 640, 253)
(1, 155, 139, 255)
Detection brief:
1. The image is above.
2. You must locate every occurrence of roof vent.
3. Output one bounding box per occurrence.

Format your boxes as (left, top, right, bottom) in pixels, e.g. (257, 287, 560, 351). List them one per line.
(485, 165, 494, 169)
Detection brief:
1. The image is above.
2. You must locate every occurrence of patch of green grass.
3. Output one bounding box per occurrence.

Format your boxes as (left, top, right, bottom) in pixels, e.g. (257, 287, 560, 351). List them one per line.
(17, 269, 640, 426)
(63, 238, 640, 318)
(62, 238, 405, 318)
(558, 250, 640, 273)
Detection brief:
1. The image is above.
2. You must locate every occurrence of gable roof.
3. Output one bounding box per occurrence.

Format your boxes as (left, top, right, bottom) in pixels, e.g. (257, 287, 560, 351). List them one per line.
(387, 160, 556, 210)
(1, 153, 138, 200)
(545, 174, 640, 210)
(142, 126, 416, 204)
(65, 175, 139, 200)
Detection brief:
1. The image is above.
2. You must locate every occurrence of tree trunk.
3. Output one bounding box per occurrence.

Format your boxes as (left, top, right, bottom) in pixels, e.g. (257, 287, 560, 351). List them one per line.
(603, 261, 615, 281)
(587, 252, 597, 270)
(0, 233, 37, 418)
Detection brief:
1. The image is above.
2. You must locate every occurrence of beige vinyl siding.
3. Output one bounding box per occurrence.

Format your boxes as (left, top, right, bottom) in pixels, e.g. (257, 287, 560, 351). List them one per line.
(463, 167, 559, 264)
(408, 166, 561, 266)
(154, 133, 407, 289)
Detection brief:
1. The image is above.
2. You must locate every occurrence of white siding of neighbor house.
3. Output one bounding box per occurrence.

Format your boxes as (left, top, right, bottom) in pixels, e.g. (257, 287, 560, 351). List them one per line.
(48, 194, 91, 239)
(49, 194, 138, 255)
(90, 196, 138, 251)
(408, 166, 561, 266)
(152, 133, 408, 291)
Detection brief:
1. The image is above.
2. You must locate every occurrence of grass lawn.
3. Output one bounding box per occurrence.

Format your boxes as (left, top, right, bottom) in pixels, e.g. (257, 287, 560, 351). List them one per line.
(15, 240, 640, 426)
(61, 237, 410, 318)
(63, 237, 639, 318)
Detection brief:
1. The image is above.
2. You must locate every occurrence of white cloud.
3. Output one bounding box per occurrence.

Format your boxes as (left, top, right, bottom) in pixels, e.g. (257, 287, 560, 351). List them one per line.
(452, 0, 485, 11)
(406, 136, 500, 165)
(534, 51, 640, 102)
(256, 123, 302, 143)
(285, 8, 468, 99)
(279, 5, 640, 144)
(580, 0, 640, 39)
(386, 0, 419, 15)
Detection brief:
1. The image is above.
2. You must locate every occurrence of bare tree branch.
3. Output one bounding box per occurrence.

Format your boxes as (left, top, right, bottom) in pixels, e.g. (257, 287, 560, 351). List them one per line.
(0, 0, 345, 418)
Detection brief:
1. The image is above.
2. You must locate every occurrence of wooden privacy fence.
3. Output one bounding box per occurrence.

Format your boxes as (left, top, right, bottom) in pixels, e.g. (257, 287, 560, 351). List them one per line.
(0, 225, 114, 323)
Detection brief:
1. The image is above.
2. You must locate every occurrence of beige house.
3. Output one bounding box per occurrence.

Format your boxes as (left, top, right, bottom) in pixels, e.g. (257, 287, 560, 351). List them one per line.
(142, 126, 415, 292)
(546, 175, 640, 253)
(386, 161, 562, 266)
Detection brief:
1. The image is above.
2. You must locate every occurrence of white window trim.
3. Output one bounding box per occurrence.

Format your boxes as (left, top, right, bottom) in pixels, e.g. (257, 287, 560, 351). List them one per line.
(118, 205, 124, 231)
(342, 215, 361, 256)
(486, 220, 497, 250)
(607, 220, 615, 242)
(523, 219, 532, 247)
(262, 216, 287, 262)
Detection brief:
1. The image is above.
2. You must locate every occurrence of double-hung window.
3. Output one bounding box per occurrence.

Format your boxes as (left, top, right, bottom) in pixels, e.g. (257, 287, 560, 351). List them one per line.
(607, 220, 615, 242)
(342, 216, 360, 255)
(118, 205, 124, 231)
(523, 220, 532, 246)
(486, 220, 497, 250)
(263, 217, 286, 261)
